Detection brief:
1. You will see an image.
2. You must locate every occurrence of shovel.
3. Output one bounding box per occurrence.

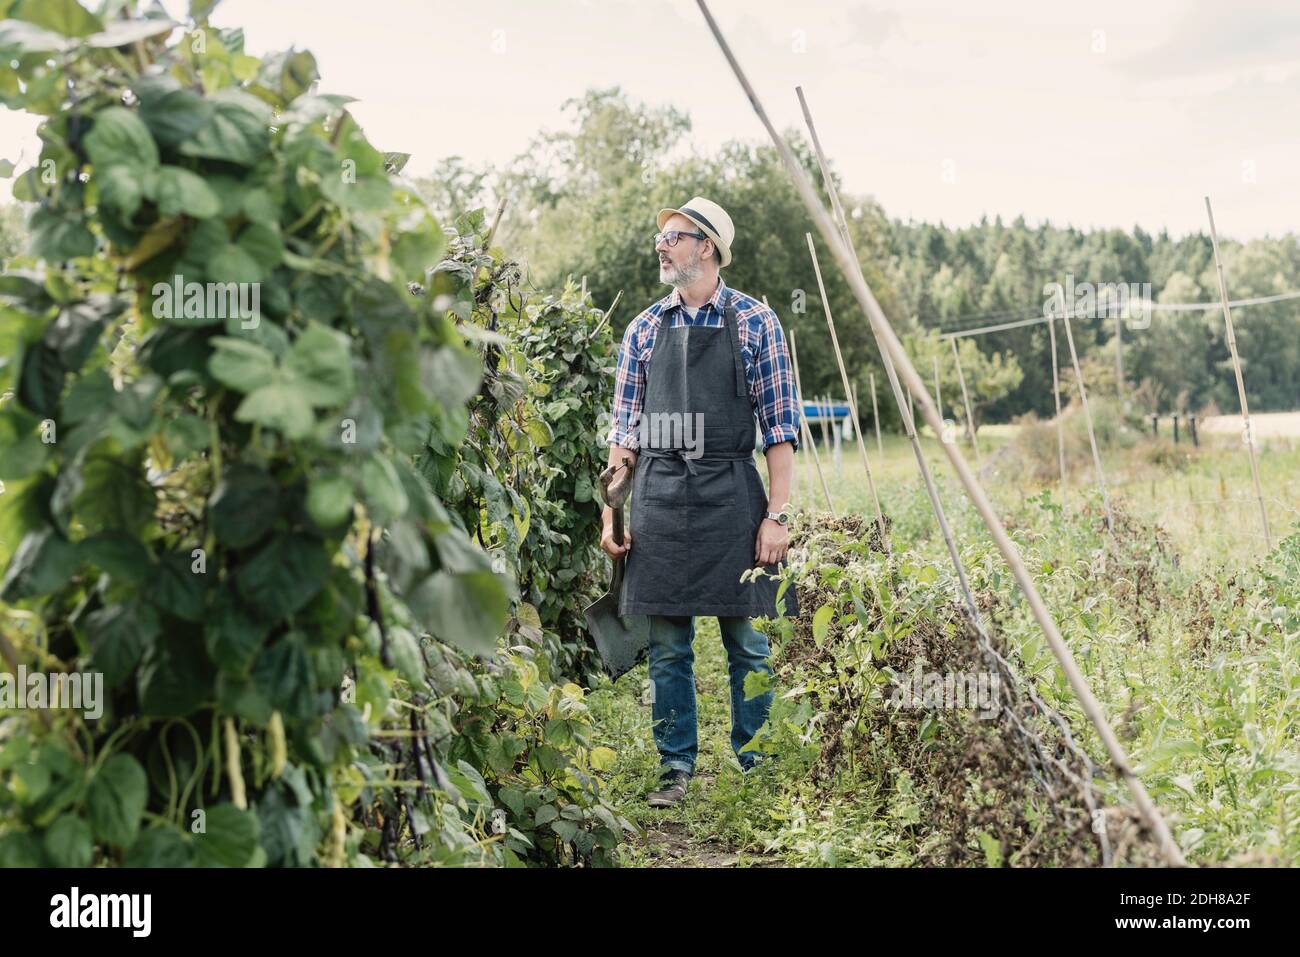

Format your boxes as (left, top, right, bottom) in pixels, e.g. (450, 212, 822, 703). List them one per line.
(583, 456, 650, 679)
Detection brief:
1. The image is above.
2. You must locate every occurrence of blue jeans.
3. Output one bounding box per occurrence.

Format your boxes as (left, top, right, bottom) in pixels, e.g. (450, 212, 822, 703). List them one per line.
(647, 615, 774, 774)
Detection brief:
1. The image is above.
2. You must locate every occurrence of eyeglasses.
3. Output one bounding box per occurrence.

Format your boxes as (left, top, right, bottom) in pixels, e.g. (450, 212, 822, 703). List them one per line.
(654, 229, 707, 248)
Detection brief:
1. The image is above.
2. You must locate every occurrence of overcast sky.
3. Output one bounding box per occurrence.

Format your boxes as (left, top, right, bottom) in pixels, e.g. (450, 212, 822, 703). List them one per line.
(3, 0, 1299, 239)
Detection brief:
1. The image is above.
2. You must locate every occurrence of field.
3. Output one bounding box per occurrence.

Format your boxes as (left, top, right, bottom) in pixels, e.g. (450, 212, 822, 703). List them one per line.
(586, 422, 1300, 866)
(3, 0, 1299, 873)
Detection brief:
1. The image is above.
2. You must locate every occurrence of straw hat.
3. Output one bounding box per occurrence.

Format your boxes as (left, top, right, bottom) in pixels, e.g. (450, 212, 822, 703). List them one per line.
(657, 196, 734, 267)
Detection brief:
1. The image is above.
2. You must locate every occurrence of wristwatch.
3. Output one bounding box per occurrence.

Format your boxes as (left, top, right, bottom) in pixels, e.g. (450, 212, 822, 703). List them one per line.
(764, 510, 789, 526)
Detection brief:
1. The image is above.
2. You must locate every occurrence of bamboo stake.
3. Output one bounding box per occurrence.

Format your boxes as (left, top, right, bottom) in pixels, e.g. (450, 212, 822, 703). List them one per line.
(485, 196, 508, 246)
(1205, 197, 1271, 551)
(933, 354, 944, 422)
(869, 372, 882, 459)
(698, 0, 1182, 867)
(797, 85, 980, 622)
(1061, 310, 1114, 536)
(788, 329, 834, 513)
(806, 232, 888, 543)
(1047, 316, 1068, 511)
(950, 337, 981, 467)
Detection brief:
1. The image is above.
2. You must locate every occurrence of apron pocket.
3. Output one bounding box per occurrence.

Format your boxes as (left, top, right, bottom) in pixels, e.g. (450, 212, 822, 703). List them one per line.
(688, 461, 738, 507)
(639, 456, 685, 506)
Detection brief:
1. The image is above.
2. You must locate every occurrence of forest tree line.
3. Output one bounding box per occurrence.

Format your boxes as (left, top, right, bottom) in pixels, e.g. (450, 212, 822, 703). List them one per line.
(7, 87, 1299, 425)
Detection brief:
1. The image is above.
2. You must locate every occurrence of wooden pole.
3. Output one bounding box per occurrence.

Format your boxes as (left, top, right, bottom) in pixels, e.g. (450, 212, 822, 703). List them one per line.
(1047, 316, 1068, 511)
(869, 372, 882, 459)
(1114, 310, 1124, 409)
(796, 85, 979, 621)
(1062, 310, 1115, 536)
(933, 354, 944, 423)
(788, 329, 834, 513)
(806, 233, 887, 540)
(698, 0, 1182, 867)
(950, 337, 981, 467)
(1205, 197, 1272, 551)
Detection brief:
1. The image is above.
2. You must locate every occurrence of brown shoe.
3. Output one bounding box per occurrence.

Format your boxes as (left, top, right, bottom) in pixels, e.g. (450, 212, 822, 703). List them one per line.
(646, 769, 691, 808)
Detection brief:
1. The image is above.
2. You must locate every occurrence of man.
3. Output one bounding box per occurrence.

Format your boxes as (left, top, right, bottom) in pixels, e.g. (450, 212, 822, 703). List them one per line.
(602, 196, 802, 809)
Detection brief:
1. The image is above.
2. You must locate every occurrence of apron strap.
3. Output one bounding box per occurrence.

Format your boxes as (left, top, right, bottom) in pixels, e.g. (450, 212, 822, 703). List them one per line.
(723, 291, 746, 398)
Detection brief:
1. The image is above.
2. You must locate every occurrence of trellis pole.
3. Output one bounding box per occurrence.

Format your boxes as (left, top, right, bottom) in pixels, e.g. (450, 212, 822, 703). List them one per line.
(805, 233, 888, 543)
(1047, 316, 1068, 510)
(1205, 197, 1272, 551)
(950, 337, 981, 467)
(788, 329, 834, 513)
(1061, 308, 1115, 536)
(796, 86, 980, 623)
(698, 0, 1183, 867)
(868, 373, 883, 459)
(933, 353, 944, 423)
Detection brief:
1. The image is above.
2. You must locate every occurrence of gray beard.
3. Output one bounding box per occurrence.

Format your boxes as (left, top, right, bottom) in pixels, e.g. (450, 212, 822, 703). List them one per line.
(661, 254, 705, 289)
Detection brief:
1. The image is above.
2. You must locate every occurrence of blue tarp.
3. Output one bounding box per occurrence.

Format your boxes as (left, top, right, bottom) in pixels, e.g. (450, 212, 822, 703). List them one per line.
(802, 401, 851, 420)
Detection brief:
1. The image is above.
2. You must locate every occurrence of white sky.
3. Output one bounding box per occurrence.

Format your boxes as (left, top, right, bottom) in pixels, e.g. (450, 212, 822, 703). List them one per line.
(3, 0, 1299, 239)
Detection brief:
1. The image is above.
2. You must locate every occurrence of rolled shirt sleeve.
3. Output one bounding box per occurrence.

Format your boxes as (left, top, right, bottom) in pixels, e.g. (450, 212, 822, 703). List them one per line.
(754, 306, 801, 452)
(607, 313, 646, 449)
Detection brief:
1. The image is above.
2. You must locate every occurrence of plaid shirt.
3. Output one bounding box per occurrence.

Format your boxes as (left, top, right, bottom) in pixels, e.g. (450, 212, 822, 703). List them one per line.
(607, 276, 801, 452)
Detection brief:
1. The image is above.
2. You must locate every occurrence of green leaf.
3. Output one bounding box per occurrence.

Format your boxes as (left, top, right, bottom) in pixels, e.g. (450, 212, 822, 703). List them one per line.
(0, 20, 72, 57)
(236, 222, 284, 267)
(124, 827, 193, 867)
(407, 570, 510, 658)
(87, 754, 147, 849)
(209, 243, 262, 284)
(236, 533, 329, 622)
(97, 165, 145, 219)
(28, 206, 95, 260)
(209, 463, 280, 548)
(79, 534, 152, 584)
(137, 629, 213, 718)
(137, 81, 213, 147)
(284, 323, 354, 407)
(425, 344, 483, 408)
(306, 473, 354, 527)
(73, 448, 155, 536)
(153, 165, 221, 219)
(0, 832, 46, 867)
(164, 414, 210, 458)
(208, 337, 276, 393)
(253, 633, 315, 719)
(812, 603, 834, 647)
(148, 550, 207, 622)
(205, 593, 269, 676)
(361, 454, 407, 522)
(43, 814, 93, 868)
(86, 18, 177, 48)
(194, 803, 260, 867)
(12, 0, 104, 37)
(86, 600, 160, 688)
(235, 380, 314, 439)
(84, 106, 159, 171)
(180, 90, 271, 166)
(0, 528, 79, 602)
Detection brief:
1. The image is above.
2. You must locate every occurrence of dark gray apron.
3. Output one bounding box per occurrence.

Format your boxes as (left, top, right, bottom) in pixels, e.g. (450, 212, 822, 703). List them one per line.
(620, 291, 800, 620)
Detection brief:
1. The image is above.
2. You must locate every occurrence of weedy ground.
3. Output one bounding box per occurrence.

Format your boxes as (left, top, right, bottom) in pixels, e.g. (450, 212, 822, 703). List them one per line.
(586, 425, 1300, 867)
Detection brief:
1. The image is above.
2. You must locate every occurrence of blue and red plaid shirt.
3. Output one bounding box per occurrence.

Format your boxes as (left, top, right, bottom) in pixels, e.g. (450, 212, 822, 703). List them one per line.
(607, 276, 801, 452)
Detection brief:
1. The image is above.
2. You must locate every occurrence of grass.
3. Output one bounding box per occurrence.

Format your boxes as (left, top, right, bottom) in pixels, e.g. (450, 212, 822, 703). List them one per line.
(585, 419, 1300, 866)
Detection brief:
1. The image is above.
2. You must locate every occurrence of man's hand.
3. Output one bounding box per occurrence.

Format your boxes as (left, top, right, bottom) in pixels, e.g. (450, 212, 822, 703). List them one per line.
(600, 520, 632, 559)
(755, 518, 789, 566)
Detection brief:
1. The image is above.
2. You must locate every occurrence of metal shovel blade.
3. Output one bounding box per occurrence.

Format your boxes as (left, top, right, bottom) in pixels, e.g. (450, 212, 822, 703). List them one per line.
(583, 558, 650, 680)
